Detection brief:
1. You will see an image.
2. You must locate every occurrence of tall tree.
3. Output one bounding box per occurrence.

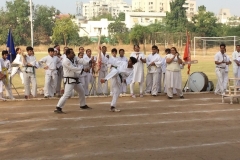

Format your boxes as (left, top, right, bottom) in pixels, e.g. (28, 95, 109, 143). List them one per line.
(191, 5, 219, 37)
(33, 5, 60, 45)
(52, 17, 79, 46)
(4, 0, 30, 45)
(117, 12, 125, 21)
(129, 25, 151, 44)
(165, 0, 188, 32)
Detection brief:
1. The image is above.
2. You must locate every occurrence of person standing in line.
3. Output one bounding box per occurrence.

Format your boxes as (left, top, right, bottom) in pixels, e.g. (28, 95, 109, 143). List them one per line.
(0, 56, 6, 101)
(130, 44, 146, 98)
(146, 45, 162, 96)
(223, 49, 231, 92)
(214, 44, 230, 96)
(22, 46, 38, 99)
(108, 48, 118, 96)
(165, 47, 184, 99)
(83, 49, 96, 95)
(39, 48, 62, 98)
(101, 57, 138, 112)
(117, 49, 128, 95)
(0, 51, 14, 99)
(232, 45, 240, 85)
(54, 49, 91, 113)
(11, 48, 24, 84)
(97, 46, 109, 95)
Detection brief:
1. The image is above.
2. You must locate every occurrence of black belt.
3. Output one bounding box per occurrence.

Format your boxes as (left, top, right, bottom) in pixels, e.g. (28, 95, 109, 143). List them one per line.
(216, 66, 226, 69)
(119, 74, 123, 83)
(64, 77, 80, 84)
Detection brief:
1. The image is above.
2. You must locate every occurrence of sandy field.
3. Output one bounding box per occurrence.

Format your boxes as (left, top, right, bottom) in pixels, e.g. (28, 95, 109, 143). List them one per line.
(1, 93, 240, 160)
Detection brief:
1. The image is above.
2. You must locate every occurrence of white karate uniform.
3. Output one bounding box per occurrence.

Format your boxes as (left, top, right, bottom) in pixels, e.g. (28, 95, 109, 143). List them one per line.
(117, 56, 128, 93)
(146, 53, 162, 95)
(104, 61, 133, 107)
(0, 60, 4, 100)
(22, 55, 38, 97)
(97, 52, 109, 94)
(108, 56, 118, 95)
(77, 57, 90, 96)
(214, 52, 227, 95)
(165, 54, 183, 97)
(39, 55, 61, 97)
(223, 55, 231, 91)
(129, 52, 145, 95)
(232, 51, 240, 79)
(57, 57, 87, 108)
(11, 54, 24, 84)
(83, 55, 96, 95)
(0, 58, 14, 99)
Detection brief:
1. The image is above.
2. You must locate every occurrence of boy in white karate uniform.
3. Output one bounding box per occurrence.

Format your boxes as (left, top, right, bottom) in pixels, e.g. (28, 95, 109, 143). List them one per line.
(11, 48, 24, 84)
(146, 45, 162, 96)
(1, 51, 14, 99)
(108, 48, 118, 96)
(101, 57, 138, 112)
(39, 48, 61, 98)
(117, 49, 128, 95)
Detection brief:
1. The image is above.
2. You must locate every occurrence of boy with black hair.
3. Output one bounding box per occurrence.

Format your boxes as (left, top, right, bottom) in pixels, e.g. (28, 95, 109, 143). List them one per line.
(101, 57, 137, 112)
(22, 46, 37, 99)
(146, 45, 162, 96)
(117, 49, 128, 95)
(39, 48, 62, 98)
(0, 50, 14, 100)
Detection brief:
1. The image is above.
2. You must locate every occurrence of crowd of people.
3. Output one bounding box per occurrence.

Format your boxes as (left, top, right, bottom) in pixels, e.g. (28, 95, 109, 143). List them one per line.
(0, 44, 187, 112)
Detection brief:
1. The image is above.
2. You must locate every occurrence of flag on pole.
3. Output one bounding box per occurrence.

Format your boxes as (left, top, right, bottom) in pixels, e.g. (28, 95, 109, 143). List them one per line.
(183, 31, 191, 75)
(7, 29, 16, 63)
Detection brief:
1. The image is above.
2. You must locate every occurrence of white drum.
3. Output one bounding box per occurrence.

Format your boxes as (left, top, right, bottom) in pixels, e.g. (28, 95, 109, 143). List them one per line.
(206, 81, 214, 91)
(189, 72, 209, 92)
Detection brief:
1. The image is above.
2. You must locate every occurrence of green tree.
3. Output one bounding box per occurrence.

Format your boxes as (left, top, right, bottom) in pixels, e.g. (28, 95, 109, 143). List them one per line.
(117, 12, 125, 21)
(129, 25, 151, 44)
(165, 0, 188, 32)
(4, 0, 30, 45)
(0, 9, 9, 45)
(52, 18, 79, 46)
(191, 5, 219, 37)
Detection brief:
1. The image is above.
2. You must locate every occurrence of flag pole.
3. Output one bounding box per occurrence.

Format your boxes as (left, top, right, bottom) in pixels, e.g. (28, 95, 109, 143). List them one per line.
(9, 28, 12, 63)
(29, 0, 34, 47)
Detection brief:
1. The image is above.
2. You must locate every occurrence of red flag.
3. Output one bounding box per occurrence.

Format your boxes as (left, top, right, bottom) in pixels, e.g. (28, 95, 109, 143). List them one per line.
(183, 31, 191, 75)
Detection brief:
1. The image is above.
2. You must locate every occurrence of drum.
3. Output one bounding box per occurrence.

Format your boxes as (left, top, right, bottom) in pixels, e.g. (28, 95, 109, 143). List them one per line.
(206, 81, 214, 91)
(189, 72, 209, 92)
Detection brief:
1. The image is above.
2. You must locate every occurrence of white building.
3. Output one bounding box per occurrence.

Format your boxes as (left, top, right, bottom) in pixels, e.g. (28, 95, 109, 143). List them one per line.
(217, 8, 232, 24)
(125, 12, 166, 29)
(82, 0, 131, 20)
(131, 0, 196, 21)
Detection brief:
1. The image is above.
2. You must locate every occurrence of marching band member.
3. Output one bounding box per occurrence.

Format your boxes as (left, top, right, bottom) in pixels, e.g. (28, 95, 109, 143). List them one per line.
(146, 45, 162, 96)
(97, 46, 109, 95)
(117, 49, 128, 95)
(214, 44, 230, 96)
(22, 46, 37, 99)
(108, 48, 118, 96)
(39, 48, 61, 98)
(165, 47, 184, 99)
(11, 48, 24, 84)
(130, 44, 146, 98)
(54, 49, 91, 113)
(101, 57, 138, 112)
(1, 51, 14, 99)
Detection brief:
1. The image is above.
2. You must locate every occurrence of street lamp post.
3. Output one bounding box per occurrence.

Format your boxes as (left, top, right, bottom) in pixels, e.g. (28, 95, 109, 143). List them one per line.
(29, 0, 34, 47)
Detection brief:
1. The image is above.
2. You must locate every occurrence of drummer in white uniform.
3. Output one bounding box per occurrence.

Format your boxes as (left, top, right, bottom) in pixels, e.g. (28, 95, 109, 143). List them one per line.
(214, 44, 230, 95)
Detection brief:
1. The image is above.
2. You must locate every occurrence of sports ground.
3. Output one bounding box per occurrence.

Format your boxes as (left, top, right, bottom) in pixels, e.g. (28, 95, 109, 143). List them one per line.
(1, 93, 240, 160)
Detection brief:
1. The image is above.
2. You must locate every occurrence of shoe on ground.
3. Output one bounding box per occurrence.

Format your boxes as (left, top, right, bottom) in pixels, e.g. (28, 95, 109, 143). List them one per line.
(44, 96, 49, 98)
(131, 94, 136, 98)
(54, 107, 64, 113)
(110, 106, 120, 112)
(168, 96, 173, 99)
(152, 94, 157, 97)
(80, 105, 92, 110)
(180, 96, 184, 99)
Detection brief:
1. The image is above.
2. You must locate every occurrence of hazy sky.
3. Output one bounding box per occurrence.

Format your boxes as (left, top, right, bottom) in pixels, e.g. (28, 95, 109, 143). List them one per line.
(0, 0, 239, 16)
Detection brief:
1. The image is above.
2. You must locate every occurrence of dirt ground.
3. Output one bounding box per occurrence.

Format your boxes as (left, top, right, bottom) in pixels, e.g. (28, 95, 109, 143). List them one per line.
(1, 93, 240, 160)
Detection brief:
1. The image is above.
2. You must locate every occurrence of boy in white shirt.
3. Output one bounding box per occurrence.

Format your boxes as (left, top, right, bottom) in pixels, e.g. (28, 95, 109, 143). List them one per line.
(11, 48, 24, 84)
(108, 48, 118, 96)
(117, 49, 128, 95)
